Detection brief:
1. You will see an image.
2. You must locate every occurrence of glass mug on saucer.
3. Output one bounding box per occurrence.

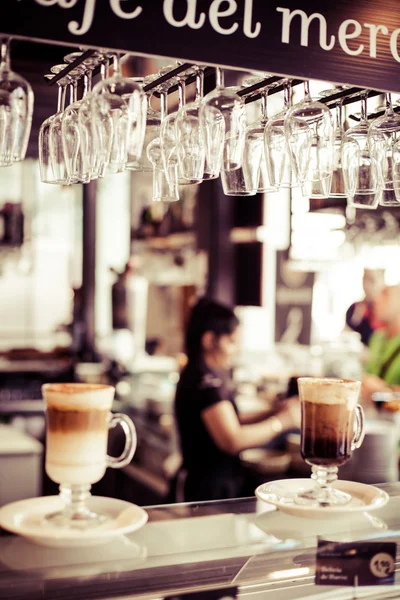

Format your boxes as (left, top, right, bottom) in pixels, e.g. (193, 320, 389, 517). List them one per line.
(297, 377, 365, 507)
(42, 383, 136, 529)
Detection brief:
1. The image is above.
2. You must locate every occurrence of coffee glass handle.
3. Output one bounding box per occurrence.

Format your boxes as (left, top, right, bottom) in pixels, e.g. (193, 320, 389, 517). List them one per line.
(106, 413, 137, 469)
(351, 404, 365, 451)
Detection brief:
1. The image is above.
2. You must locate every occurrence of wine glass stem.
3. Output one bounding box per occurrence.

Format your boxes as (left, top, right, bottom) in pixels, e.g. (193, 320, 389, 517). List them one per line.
(283, 80, 292, 109)
(60, 84, 67, 112)
(195, 70, 204, 102)
(112, 54, 121, 77)
(261, 88, 269, 121)
(56, 84, 63, 113)
(160, 90, 168, 121)
(0, 39, 10, 69)
(336, 99, 343, 131)
(178, 79, 185, 109)
(304, 80, 311, 101)
(361, 94, 368, 123)
(100, 61, 107, 80)
(386, 93, 393, 114)
(215, 68, 224, 88)
(83, 70, 92, 97)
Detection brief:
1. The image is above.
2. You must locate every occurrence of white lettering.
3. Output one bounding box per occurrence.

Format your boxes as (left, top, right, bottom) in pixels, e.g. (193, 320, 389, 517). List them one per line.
(364, 23, 388, 58)
(338, 19, 364, 56)
(68, 0, 96, 35)
(243, 0, 261, 39)
(35, 0, 78, 7)
(110, 0, 142, 20)
(163, 0, 205, 30)
(276, 7, 335, 51)
(390, 28, 400, 62)
(209, 0, 239, 36)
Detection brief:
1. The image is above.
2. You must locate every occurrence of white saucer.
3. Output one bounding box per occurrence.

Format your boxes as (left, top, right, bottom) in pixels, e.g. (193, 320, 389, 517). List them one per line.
(255, 479, 389, 519)
(0, 496, 148, 547)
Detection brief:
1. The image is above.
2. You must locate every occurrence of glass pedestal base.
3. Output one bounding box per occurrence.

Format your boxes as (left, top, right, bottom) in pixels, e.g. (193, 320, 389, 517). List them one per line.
(45, 484, 109, 530)
(294, 466, 352, 507)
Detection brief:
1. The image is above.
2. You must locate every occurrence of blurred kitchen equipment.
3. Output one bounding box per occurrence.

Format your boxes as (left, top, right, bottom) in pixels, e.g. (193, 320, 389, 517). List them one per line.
(0, 424, 43, 506)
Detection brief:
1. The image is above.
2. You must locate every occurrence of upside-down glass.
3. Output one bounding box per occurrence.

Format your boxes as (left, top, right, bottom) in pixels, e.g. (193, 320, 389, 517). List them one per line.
(0, 39, 34, 166)
(147, 70, 180, 203)
(49, 64, 74, 185)
(264, 79, 298, 189)
(369, 93, 400, 193)
(243, 77, 277, 194)
(77, 55, 110, 182)
(285, 81, 334, 195)
(42, 383, 137, 530)
(296, 377, 365, 507)
(62, 71, 86, 183)
(175, 67, 206, 183)
(330, 99, 347, 198)
(39, 72, 67, 183)
(91, 54, 146, 174)
(342, 93, 380, 209)
(200, 68, 246, 173)
(130, 73, 161, 173)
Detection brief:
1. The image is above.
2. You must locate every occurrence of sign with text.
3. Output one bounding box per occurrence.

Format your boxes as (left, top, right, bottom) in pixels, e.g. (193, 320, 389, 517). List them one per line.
(316, 539, 397, 587)
(1, 0, 400, 92)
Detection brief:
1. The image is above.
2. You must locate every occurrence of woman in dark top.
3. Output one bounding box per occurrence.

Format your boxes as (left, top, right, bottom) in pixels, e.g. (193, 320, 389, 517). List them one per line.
(174, 298, 300, 502)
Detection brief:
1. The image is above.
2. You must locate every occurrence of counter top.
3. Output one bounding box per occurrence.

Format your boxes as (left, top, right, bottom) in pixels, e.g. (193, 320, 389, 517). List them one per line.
(1, 483, 400, 600)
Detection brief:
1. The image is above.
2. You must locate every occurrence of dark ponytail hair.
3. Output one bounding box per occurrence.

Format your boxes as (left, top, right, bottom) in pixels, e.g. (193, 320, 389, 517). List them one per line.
(185, 297, 239, 363)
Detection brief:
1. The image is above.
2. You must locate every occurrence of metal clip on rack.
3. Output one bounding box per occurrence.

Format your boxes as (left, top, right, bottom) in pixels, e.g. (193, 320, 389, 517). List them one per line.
(45, 50, 388, 118)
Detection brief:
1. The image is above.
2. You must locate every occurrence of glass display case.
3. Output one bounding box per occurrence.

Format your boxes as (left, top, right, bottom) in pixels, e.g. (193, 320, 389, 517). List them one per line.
(1, 483, 400, 600)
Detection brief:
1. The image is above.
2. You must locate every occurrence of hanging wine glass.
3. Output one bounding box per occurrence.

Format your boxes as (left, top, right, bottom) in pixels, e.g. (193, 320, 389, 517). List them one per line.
(200, 68, 246, 173)
(49, 64, 75, 185)
(78, 61, 104, 181)
(342, 92, 380, 209)
(175, 66, 206, 183)
(147, 68, 179, 203)
(129, 73, 161, 173)
(330, 99, 347, 198)
(369, 93, 400, 193)
(91, 54, 146, 174)
(62, 66, 86, 184)
(39, 71, 68, 184)
(264, 79, 298, 189)
(242, 76, 277, 194)
(161, 68, 199, 186)
(0, 38, 34, 166)
(285, 80, 333, 198)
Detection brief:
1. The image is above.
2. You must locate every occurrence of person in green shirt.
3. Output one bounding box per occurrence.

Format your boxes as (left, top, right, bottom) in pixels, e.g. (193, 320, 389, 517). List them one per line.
(363, 285, 400, 402)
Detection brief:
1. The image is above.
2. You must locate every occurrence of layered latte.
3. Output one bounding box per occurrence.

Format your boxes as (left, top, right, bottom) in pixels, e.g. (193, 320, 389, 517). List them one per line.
(42, 383, 115, 485)
(298, 378, 361, 467)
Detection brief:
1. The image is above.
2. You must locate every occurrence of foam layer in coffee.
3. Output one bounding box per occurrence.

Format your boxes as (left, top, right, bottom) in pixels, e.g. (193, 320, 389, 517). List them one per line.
(42, 383, 114, 411)
(298, 378, 360, 408)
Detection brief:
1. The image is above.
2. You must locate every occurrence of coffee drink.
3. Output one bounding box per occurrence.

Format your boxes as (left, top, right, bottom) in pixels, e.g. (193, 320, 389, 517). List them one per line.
(42, 383, 114, 485)
(299, 378, 361, 467)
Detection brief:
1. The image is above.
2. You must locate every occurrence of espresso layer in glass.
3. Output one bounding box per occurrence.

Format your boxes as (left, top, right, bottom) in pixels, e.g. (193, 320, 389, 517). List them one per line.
(301, 400, 355, 466)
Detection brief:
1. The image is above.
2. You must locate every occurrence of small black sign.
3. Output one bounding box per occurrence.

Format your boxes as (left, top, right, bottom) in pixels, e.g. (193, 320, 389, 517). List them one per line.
(316, 539, 397, 587)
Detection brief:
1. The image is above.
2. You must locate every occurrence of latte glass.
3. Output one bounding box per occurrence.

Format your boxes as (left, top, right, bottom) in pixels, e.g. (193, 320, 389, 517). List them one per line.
(42, 383, 136, 529)
(297, 377, 365, 507)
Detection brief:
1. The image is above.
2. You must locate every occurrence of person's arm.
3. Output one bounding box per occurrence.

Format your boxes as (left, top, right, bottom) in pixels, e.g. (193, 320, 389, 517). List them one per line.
(201, 398, 299, 455)
(239, 396, 299, 424)
(239, 408, 274, 425)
